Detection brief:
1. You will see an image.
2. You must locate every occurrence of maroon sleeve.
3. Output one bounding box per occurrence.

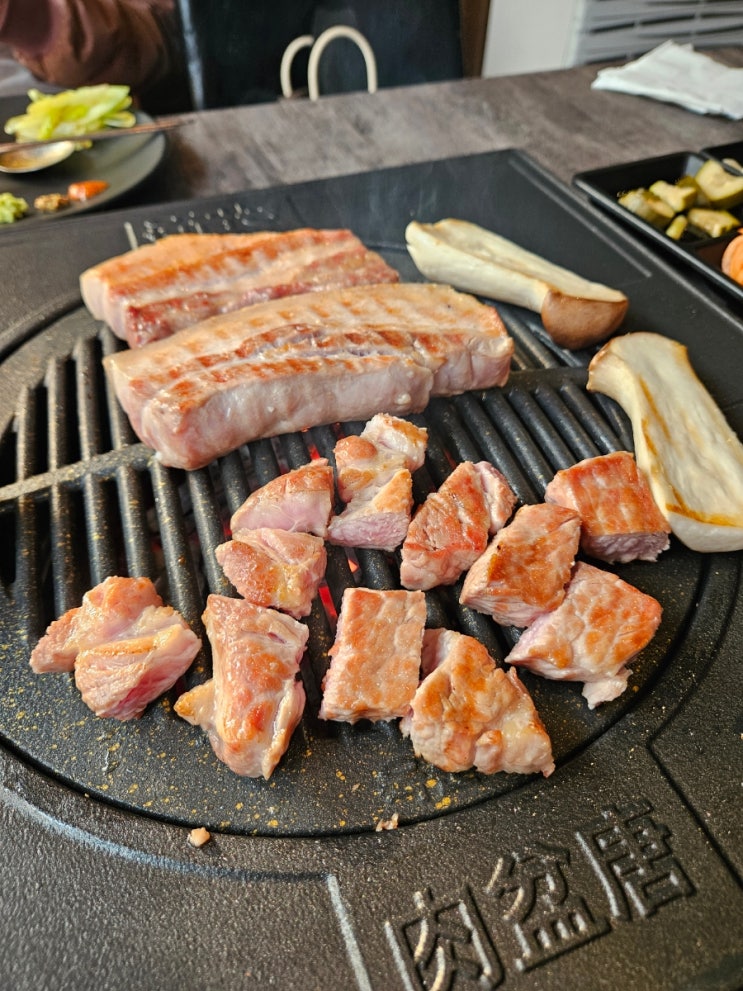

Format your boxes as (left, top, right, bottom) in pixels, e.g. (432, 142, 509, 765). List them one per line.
(0, 0, 177, 96)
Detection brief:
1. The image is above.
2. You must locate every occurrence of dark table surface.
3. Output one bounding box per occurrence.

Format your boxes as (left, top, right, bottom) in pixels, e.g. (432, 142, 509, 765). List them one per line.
(118, 46, 743, 207)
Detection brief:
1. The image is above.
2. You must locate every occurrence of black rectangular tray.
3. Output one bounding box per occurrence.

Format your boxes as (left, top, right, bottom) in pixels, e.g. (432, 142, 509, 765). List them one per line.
(574, 148, 743, 305)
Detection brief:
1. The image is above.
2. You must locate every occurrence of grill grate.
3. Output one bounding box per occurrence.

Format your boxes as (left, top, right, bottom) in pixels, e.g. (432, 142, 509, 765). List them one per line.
(0, 294, 700, 836)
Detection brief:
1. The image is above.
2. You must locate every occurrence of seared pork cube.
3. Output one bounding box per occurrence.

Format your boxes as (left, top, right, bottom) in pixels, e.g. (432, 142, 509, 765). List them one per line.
(175, 595, 308, 778)
(545, 450, 671, 563)
(505, 561, 662, 708)
(215, 528, 327, 619)
(319, 587, 426, 723)
(230, 459, 335, 537)
(30, 575, 163, 673)
(401, 628, 554, 776)
(74, 603, 201, 720)
(400, 460, 516, 590)
(459, 503, 581, 627)
(328, 414, 428, 551)
(334, 413, 428, 502)
(327, 468, 413, 551)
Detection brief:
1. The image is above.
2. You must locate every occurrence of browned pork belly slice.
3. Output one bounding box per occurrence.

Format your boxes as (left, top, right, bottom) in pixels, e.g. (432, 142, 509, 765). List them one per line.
(81, 228, 399, 347)
(319, 587, 426, 723)
(544, 450, 671, 563)
(400, 460, 517, 590)
(30, 575, 165, 673)
(102, 283, 513, 471)
(215, 528, 327, 619)
(505, 562, 662, 708)
(400, 628, 554, 776)
(459, 502, 581, 627)
(229, 458, 335, 537)
(174, 595, 309, 778)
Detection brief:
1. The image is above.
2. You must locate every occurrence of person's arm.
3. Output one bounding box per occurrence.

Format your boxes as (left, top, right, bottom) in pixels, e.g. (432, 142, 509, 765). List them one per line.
(0, 0, 176, 95)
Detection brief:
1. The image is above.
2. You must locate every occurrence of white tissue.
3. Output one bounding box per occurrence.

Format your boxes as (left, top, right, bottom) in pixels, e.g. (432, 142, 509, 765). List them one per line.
(591, 41, 743, 120)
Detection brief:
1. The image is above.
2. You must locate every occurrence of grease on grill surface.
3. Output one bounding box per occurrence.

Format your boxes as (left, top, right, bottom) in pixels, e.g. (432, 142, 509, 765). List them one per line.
(0, 301, 698, 838)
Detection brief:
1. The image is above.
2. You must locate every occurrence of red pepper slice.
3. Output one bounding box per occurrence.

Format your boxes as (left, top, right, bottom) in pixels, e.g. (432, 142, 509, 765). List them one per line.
(67, 180, 110, 202)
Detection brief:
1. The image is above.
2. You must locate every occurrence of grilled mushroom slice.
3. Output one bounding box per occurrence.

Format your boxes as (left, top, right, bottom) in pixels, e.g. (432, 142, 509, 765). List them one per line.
(587, 332, 743, 552)
(405, 218, 628, 350)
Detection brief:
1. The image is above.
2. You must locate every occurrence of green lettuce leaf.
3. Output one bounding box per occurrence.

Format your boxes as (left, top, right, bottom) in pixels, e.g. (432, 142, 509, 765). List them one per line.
(4, 85, 136, 141)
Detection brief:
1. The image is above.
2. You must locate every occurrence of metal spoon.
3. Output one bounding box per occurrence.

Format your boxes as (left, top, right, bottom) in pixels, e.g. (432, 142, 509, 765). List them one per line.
(0, 116, 194, 174)
(0, 140, 76, 174)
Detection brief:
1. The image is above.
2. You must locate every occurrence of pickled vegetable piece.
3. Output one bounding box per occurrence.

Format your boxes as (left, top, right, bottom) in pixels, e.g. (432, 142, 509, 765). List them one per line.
(694, 160, 743, 210)
(4, 85, 134, 142)
(649, 179, 696, 213)
(686, 207, 739, 239)
(618, 188, 675, 229)
(721, 230, 743, 285)
(0, 191, 28, 223)
(68, 180, 109, 202)
(665, 215, 688, 241)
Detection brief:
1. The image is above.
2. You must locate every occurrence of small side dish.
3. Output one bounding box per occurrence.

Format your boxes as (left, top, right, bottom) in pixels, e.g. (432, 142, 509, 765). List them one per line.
(619, 159, 743, 241)
(0, 191, 28, 223)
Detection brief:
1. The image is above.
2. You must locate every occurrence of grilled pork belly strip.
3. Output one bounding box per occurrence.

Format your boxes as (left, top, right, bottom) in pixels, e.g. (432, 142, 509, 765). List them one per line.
(400, 628, 554, 776)
(545, 450, 671, 563)
(30, 575, 164, 673)
(103, 283, 513, 471)
(175, 595, 308, 778)
(327, 468, 414, 551)
(328, 413, 428, 551)
(81, 229, 400, 347)
(74, 605, 201, 720)
(333, 413, 428, 502)
(30, 576, 201, 721)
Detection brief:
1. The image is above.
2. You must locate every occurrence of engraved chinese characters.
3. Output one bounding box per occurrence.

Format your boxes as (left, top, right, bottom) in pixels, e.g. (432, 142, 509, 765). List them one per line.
(387, 798, 694, 989)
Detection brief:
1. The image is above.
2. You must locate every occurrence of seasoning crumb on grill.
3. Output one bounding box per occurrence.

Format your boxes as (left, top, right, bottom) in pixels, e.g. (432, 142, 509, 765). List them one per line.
(34, 192, 70, 212)
(187, 826, 211, 847)
(375, 813, 399, 832)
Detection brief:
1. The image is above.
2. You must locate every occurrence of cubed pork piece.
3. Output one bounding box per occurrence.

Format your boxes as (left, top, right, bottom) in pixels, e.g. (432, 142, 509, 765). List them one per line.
(333, 413, 428, 502)
(544, 450, 671, 563)
(174, 595, 309, 778)
(400, 628, 554, 776)
(74, 602, 202, 720)
(80, 228, 400, 347)
(400, 461, 517, 590)
(214, 527, 327, 619)
(30, 575, 164, 673)
(327, 468, 413, 552)
(505, 561, 662, 708)
(229, 458, 335, 537)
(319, 587, 426, 723)
(328, 414, 428, 551)
(459, 503, 581, 627)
